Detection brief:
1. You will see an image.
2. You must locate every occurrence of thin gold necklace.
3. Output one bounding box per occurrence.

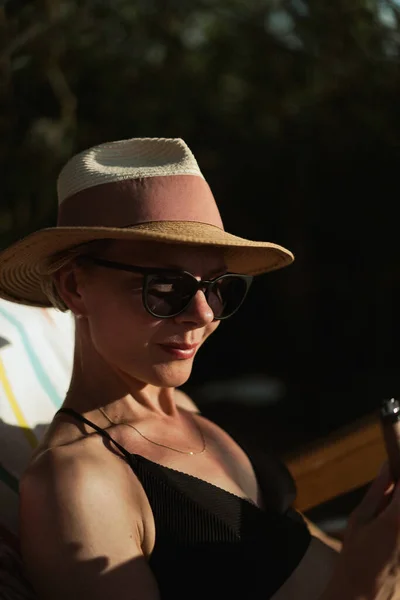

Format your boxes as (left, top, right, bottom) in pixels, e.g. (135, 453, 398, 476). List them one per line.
(98, 406, 206, 456)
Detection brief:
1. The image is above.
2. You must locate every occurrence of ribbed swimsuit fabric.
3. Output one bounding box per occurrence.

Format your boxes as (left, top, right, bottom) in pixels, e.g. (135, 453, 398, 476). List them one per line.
(56, 407, 311, 599)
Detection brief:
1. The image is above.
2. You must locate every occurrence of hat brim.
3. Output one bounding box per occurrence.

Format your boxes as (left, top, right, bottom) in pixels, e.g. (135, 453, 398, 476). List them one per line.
(0, 222, 294, 307)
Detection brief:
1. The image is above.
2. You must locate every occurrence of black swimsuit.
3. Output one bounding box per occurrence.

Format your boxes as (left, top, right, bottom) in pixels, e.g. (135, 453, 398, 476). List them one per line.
(56, 407, 310, 599)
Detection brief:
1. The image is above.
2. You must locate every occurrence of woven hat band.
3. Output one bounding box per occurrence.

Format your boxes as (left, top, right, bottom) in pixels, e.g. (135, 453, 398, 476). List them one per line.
(57, 174, 224, 229)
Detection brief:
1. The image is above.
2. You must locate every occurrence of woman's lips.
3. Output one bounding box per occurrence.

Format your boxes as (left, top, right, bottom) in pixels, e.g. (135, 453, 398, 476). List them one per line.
(158, 343, 198, 359)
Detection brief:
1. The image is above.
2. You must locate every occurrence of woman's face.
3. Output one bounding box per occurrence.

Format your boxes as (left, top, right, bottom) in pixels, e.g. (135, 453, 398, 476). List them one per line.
(72, 240, 225, 388)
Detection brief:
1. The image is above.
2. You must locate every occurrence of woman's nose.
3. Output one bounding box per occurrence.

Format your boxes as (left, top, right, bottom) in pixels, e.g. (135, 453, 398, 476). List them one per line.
(174, 290, 214, 326)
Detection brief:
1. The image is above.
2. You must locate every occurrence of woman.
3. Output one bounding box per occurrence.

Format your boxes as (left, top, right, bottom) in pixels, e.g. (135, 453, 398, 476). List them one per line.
(0, 137, 398, 600)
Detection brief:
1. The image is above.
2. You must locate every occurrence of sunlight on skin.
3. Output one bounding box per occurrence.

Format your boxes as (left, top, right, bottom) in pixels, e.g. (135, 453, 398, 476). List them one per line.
(56, 240, 228, 417)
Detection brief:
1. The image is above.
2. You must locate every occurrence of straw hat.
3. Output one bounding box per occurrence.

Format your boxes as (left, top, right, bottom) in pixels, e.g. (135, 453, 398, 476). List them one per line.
(0, 137, 294, 307)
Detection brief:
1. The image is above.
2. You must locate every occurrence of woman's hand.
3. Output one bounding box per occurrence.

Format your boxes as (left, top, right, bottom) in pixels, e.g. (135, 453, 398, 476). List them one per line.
(323, 463, 400, 600)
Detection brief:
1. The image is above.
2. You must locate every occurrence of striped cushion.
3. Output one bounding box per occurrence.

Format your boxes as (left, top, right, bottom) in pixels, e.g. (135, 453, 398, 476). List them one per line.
(0, 300, 74, 534)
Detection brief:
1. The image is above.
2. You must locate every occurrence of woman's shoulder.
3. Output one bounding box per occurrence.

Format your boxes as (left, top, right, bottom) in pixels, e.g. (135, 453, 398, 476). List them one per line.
(22, 431, 124, 501)
(19, 431, 151, 556)
(27, 413, 107, 468)
(21, 419, 139, 510)
(18, 430, 157, 599)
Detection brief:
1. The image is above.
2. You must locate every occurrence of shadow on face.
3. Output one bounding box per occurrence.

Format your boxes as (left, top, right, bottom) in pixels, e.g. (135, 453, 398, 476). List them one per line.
(101, 239, 227, 278)
(72, 240, 226, 388)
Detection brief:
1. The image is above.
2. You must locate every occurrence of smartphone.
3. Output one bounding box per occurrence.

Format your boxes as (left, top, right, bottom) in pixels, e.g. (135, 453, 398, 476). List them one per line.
(380, 397, 400, 481)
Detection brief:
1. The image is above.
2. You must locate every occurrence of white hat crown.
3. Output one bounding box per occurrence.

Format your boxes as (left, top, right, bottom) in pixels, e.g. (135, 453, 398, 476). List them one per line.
(57, 137, 204, 205)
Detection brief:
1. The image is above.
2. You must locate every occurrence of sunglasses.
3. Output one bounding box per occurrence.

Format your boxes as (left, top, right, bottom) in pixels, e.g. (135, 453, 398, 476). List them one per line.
(80, 255, 253, 320)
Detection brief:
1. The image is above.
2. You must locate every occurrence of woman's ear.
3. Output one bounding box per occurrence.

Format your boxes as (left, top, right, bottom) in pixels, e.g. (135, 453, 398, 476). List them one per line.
(54, 264, 87, 318)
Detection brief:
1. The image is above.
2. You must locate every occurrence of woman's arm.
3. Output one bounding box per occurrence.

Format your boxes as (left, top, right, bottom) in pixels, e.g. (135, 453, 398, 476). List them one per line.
(19, 446, 160, 600)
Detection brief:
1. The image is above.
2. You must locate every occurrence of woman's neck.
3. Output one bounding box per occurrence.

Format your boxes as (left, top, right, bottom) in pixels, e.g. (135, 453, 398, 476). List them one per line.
(63, 341, 178, 420)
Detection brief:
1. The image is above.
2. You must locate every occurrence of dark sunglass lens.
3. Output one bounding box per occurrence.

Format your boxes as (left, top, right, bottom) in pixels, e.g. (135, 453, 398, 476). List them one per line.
(208, 276, 249, 319)
(145, 274, 196, 317)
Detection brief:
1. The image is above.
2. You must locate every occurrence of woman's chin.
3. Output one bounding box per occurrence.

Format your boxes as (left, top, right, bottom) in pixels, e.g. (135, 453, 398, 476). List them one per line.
(151, 362, 193, 388)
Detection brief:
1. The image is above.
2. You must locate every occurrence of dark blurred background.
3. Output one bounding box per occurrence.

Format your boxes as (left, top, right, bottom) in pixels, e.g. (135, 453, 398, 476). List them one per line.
(1, 0, 400, 456)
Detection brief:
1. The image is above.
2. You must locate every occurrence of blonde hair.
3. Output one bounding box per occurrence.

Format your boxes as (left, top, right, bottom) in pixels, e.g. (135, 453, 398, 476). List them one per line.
(39, 239, 113, 311)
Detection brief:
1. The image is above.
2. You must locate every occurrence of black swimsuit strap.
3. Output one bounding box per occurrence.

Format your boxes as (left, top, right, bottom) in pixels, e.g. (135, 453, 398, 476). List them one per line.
(56, 407, 133, 462)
